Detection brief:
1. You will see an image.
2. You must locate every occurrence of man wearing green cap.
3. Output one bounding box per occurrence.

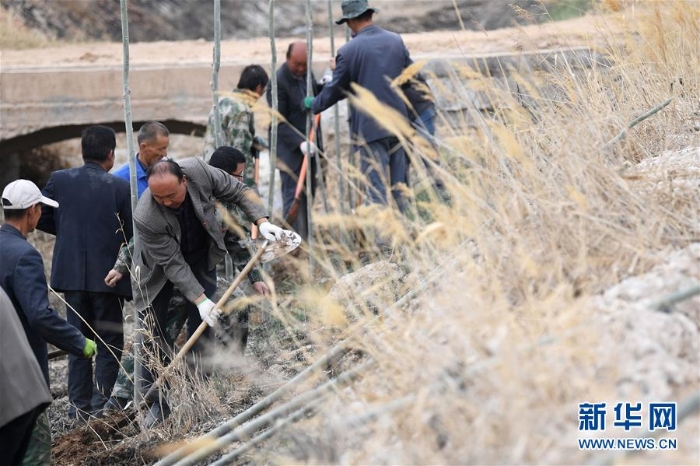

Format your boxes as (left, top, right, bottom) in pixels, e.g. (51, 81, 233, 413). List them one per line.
(305, 0, 412, 214)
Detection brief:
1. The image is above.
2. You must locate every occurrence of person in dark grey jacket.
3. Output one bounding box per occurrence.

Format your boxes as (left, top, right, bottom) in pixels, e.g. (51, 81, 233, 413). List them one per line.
(0, 179, 94, 464)
(267, 41, 323, 241)
(307, 0, 412, 212)
(37, 125, 132, 419)
(132, 157, 284, 426)
(0, 286, 52, 466)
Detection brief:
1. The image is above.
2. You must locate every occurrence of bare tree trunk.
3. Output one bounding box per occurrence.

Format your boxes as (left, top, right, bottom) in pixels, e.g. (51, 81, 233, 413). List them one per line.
(345, 26, 356, 210)
(211, 0, 223, 152)
(327, 0, 345, 218)
(118, 0, 141, 405)
(305, 0, 314, 275)
(268, 0, 279, 214)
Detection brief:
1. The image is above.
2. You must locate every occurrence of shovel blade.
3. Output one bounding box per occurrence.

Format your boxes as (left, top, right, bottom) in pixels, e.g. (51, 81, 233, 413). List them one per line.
(257, 229, 301, 263)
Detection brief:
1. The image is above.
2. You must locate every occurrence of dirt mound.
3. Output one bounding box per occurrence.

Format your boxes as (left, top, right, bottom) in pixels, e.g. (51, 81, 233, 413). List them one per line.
(1, 0, 591, 43)
(52, 411, 150, 466)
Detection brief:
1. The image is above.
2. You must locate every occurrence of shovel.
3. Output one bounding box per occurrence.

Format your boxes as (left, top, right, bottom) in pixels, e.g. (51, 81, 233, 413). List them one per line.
(285, 113, 321, 225)
(141, 230, 301, 405)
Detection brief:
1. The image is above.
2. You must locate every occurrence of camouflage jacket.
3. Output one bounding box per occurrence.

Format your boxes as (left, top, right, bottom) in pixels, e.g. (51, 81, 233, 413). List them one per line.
(203, 89, 260, 190)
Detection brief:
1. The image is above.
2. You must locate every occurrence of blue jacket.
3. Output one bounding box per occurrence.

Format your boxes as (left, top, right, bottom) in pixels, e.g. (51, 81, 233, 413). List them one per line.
(0, 224, 86, 386)
(113, 154, 148, 198)
(37, 162, 133, 298)
(312, 24, 411, 144)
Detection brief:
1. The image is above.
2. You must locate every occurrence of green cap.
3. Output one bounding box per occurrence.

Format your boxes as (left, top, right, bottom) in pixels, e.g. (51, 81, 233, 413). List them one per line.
(335, 0, 379, 25)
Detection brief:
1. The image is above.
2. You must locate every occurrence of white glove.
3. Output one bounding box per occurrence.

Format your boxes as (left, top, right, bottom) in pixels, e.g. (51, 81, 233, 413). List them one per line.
(259, 221, 284, 241)
(300, 141, 318, 156)
(319, 71, 333, 85)
(196, 298, 221, 327)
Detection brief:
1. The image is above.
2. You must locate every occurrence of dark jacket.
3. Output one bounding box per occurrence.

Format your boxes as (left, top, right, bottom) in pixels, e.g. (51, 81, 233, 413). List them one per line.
(132, 158, 268, 310)
(0, 224, 86, 386)
(268, 63, 324, 175)
(37, 161, 133, 298)
(402, 73, 435, 118)
(312, 24, 412, 144)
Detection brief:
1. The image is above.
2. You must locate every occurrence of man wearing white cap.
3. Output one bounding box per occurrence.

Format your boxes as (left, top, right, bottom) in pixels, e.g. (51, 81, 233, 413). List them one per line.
(0, 179, 95, 465)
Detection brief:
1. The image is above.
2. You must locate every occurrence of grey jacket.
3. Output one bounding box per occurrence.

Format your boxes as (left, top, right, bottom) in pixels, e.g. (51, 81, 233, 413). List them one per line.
(131, 158, 268, 310)
(0, 286, 51, 428)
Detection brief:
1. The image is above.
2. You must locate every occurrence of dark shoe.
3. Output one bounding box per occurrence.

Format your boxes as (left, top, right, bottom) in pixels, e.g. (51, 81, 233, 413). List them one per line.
(103, 396, 131, 413)
(67, 407, 91, 424)
(143, 401, 171, 429)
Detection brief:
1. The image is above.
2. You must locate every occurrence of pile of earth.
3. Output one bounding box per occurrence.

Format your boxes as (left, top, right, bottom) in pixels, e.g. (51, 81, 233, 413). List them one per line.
(1, 0, 592, 42)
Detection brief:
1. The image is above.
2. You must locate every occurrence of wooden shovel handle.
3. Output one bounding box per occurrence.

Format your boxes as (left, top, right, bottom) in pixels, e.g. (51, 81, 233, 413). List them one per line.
(142, 240, 269, 404)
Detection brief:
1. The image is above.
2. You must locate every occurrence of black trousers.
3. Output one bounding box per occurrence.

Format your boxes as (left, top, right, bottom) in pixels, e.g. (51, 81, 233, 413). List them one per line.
(0, 405, 45, 466)
(139, 267, 217, 403)
(65, 291, 124, 415)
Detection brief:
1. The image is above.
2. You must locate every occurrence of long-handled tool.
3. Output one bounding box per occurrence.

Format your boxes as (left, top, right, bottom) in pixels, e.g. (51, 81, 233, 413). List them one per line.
(285, 113, 321, 225)
(142, 230, 301, 406)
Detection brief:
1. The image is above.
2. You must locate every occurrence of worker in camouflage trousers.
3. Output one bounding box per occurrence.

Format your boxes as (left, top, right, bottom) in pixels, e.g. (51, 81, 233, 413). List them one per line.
(103, 150, 269, 412)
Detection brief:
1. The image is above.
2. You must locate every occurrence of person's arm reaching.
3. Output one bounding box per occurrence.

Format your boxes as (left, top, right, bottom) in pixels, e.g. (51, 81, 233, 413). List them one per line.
(36, 176, 57, 235)
(310, 51, 352, 114)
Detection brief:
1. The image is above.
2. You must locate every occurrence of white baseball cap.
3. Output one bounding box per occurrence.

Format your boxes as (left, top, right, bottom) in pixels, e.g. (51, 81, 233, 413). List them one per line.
(1, 179, 59, 210)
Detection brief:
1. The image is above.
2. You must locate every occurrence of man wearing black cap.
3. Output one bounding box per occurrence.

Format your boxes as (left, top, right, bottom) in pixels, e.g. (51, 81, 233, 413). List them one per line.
(304, 0, 412, 214)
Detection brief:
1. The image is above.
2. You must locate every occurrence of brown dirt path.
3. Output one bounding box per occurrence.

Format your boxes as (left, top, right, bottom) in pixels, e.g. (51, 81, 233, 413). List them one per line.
(0, 14, 621, 70)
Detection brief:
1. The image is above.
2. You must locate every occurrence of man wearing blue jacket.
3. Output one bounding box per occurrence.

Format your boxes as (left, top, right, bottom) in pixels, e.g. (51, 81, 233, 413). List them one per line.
(112, 121, 170, 197)
(305, 0, 411, 213)
(0, 179, 95, 464)
(38, 125, 133, 420)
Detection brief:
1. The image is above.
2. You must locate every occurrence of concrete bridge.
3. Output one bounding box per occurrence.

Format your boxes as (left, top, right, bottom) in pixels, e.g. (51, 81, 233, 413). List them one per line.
(0, 62, 232, 152)
(0, 46, 606, 146)
(0, 59, 249, 187)
(0, 47, 606, 187)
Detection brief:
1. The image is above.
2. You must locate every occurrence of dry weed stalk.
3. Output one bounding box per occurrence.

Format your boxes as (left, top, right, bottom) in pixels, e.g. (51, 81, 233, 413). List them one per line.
(143, 2, 700, 465)
(222, 2, 698, 464)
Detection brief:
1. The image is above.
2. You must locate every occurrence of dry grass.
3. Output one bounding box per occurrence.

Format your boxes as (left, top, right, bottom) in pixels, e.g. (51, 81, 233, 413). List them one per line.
(217, 2, 698, 464)
(0, 7, 52, 50)
(39, 1, 698, 464)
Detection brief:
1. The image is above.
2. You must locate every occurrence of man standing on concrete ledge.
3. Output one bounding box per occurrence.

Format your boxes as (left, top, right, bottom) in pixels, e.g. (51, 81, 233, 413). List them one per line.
(268, 42, 324, 241)
(132, 157, 284, 427)
(113, 121, 170, 197)
(304, 0, 411, 213)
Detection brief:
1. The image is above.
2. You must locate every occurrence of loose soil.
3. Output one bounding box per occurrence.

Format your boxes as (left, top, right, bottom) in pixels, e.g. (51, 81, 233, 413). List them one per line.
(1, 15, 616, 70)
